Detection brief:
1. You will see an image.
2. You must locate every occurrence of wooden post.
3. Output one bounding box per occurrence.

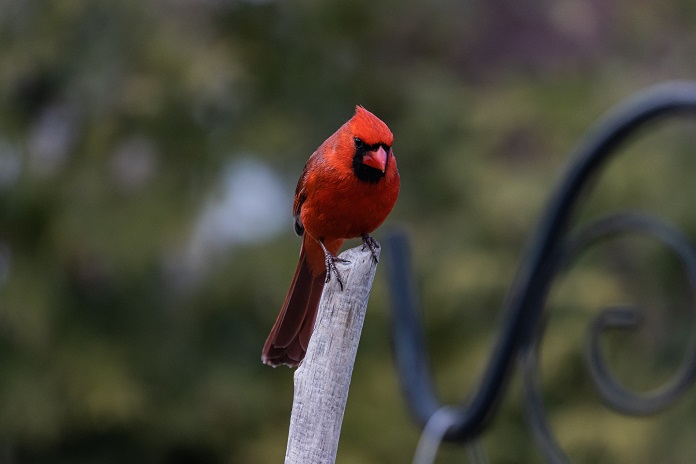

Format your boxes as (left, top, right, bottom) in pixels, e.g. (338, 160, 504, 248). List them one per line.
(284, 244, 380, 464)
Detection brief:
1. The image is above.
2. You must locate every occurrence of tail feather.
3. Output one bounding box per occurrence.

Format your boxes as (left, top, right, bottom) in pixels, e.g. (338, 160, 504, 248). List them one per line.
(262, 243, 326, 367)
(298, 277, 324, 349)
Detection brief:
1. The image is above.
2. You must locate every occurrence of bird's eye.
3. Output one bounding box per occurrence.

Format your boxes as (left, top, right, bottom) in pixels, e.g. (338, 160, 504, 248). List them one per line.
(354, 138, 364, 149)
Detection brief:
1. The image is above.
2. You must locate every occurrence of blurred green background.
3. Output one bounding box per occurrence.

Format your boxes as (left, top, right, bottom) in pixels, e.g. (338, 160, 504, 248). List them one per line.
(2, 0, 696, 463)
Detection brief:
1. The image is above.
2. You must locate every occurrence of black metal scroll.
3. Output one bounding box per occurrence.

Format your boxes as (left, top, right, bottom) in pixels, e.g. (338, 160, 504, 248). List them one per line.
(384, 81, 696, 459)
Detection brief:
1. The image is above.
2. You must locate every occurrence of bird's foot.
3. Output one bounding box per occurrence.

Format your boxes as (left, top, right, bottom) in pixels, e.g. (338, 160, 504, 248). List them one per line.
(320, 241, 350, 290)
(324, 253, 350, 290)
(361, 234, 380, 263)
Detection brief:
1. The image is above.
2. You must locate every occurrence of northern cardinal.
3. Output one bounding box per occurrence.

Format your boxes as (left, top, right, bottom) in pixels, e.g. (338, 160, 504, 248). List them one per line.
(262, 106, 400, 367)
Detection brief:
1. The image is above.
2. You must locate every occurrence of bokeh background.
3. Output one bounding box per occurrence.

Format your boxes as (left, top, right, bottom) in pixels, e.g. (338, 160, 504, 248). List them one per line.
(2, 0, 696, 463)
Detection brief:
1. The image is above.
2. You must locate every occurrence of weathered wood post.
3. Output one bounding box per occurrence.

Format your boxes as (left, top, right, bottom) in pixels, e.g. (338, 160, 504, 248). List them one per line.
(284, 244, 380, 464)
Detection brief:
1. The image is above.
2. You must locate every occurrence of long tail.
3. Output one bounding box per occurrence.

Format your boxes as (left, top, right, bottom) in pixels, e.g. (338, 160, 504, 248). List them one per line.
(262, 239, 327, 367)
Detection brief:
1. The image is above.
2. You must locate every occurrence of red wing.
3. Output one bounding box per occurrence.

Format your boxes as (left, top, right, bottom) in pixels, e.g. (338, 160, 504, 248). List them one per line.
(292, 150, 321, 236)
(293, 183, 306, 236)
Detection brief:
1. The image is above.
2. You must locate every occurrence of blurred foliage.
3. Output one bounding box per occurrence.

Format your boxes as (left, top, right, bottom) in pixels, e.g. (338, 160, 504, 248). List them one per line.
(1, 0, 696, 463)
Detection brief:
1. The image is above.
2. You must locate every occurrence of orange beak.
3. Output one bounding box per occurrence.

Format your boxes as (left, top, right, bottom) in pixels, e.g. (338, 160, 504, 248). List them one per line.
(362, 146, 388, 173)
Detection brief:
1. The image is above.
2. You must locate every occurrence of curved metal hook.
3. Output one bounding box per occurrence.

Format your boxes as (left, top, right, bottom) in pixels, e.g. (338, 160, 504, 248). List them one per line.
(572, 214, 696, 415)
(522, 213, 696, 463)
(385, 81, 696, 443)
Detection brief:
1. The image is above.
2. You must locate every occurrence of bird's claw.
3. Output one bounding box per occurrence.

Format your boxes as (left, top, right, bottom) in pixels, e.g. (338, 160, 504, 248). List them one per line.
(361, 234, 380, 263)
(324, 253, 350, 290)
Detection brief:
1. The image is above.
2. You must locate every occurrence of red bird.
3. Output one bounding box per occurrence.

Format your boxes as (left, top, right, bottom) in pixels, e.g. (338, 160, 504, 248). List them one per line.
(262, 106, 400, 367)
